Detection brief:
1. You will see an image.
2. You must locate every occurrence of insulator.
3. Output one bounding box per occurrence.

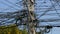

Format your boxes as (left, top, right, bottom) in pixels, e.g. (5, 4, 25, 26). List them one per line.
(45, 26, 52, 33)
(46, 26, 53, 29)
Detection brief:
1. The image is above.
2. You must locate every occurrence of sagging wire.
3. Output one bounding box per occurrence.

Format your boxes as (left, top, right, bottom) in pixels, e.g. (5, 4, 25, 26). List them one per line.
(36, 1, 56, 19)
(0, 18, 14, 23)
(5, 0, 21, 8)
(4, 18, 15, 23)
(0, 13, 17, 23)
(1, 19, 15, 25)
(52, 0, 60, 3)
(0, 0, 22, 23)
(35, 0, 60, 26)
(0, 13, 16, 19)
(36, 0, 60, 20)
(0, 9, 23, 23)
(50, 0, 60, 17)
(33, 0, 55, 25)
(36, 6, 53, 19)
(0, 1, 19, 12)
(45, 13, 60, 16)
(0, 10, 20, 15)
(16, 0, 23, 6)
(0, 18, 11, 23)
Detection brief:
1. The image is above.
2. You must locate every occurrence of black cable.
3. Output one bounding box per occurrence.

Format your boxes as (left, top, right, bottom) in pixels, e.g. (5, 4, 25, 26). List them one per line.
(0, 13, 16, 18)
(50, 0, 60, 17)
(0, 18, 11, 23)
(0, 7, 19, 13)
(34, 0, 56, 26)
(36, 3, 55, 19)
(0, 1, 19, 12)
(36, 0, 60, 19)
(16, 0, 23, 6)
(0, 13, 17, 23)
(1, 2, 22, 22)
(54, 0, 60, 8)
(54, 0, 60, 16)
(0, 18, 15, 26)
(44, 13, 60, 16)
(33, 0, 60, 24)
(4, 18, 15, 23)
(0, 0, 60, 29)
(0, 10, 22, 23)
(0, 23, 60, 29)
(37, 6, 53, 19)
(5, 0, 21, 8)
(0, 10, 20, 15)
(36, 0, 59, 25)
(0, 22, 60, 29)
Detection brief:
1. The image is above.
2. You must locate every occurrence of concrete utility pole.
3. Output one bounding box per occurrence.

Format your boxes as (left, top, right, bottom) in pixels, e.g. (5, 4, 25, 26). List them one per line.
(22, 0, 36, 34)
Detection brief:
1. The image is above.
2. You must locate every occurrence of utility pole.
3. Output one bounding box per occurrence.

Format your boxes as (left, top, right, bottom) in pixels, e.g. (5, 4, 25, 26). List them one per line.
(22, 0, 36, 34)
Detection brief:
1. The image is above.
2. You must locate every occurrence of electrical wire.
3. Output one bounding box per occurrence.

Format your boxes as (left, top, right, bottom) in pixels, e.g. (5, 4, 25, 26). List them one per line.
(36, 0, 59, 24)
(5, 0, 21, 8)
(44, 13, 60, 16)
(0, 0, 60, 28)
(0, 12, 17, 23)
(0, 1, 19, 12)
(36, 2, 56, 19)
(37, 6, 53, 19)
(50, 0, 60, 17)
(4, 18, 15, 23)
(34, 0, 57, 26)
(0, 18, 14, 23)
(0, 0, 23, 24)
(16, 0, 23, 6)
(0, 10, 22, 23)
(36, 0, 60, 24)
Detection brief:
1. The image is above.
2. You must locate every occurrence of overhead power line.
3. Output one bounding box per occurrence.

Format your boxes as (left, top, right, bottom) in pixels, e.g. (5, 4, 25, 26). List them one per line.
(50, 0, 60, 17)
(0, 1, 19, 12)
(5, 0, 21, 8)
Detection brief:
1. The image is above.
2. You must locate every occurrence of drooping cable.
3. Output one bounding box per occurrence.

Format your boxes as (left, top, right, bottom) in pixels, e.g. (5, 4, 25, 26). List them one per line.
(50, 0, 60, 17)
(5, 0, 21, 8)
(0, 1, 19, 12)
(36, 4, 54, 19)
(0, 12, 18, 23)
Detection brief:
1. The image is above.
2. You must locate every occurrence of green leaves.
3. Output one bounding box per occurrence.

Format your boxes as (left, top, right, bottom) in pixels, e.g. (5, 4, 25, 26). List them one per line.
(22, 29, 28, 34)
